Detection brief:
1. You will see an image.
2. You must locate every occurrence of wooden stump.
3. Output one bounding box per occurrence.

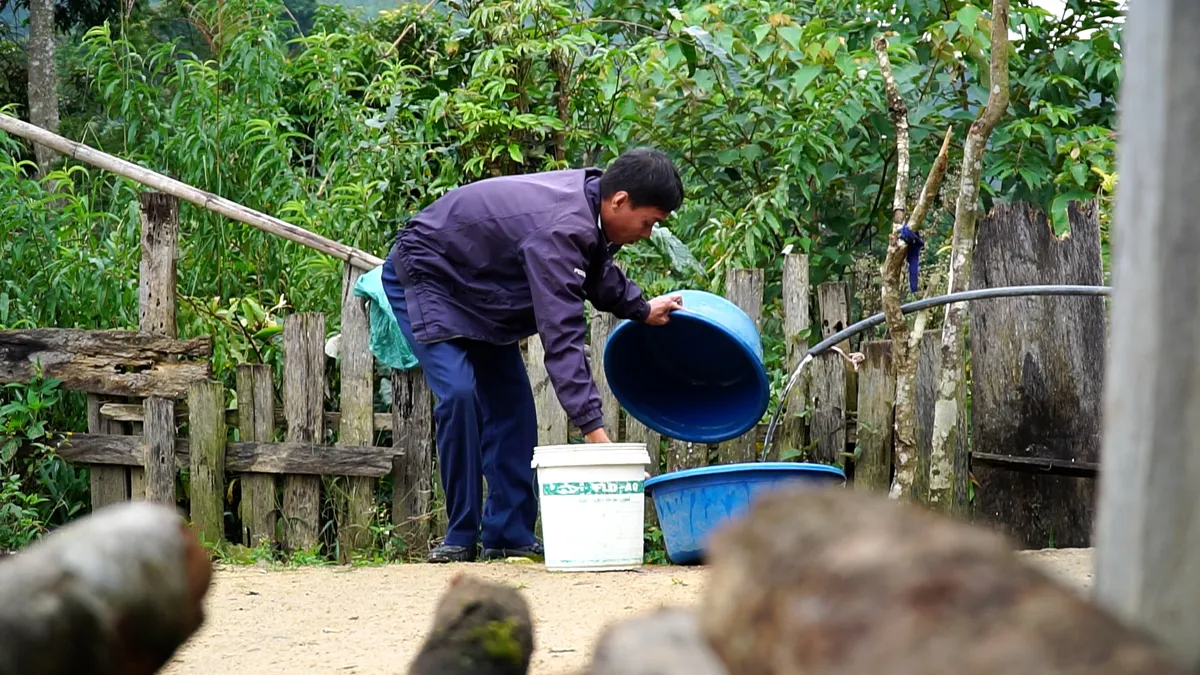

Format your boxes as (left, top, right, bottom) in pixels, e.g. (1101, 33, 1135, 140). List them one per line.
(968, 201, 1105, 548)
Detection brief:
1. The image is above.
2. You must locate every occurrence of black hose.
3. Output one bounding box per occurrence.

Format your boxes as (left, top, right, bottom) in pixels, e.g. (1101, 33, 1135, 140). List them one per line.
(759, 283, 1112, 461)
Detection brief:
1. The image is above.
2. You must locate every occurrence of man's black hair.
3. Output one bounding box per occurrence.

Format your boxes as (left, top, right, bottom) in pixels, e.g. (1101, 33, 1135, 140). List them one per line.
(599, 147, 684, 213)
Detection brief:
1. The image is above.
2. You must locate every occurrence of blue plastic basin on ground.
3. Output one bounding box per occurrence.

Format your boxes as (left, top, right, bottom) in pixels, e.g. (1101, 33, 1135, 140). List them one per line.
(645, 462, 847, 565)
(602, 289, 771, 445)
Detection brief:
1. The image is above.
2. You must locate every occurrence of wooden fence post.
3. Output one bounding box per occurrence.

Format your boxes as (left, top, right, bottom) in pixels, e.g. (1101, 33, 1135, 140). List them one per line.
(589, 306, 621, 440)
(236, 363, 277, 547)
(914, 332, 940, 503)
(282, 312, 325, 553)
(336, 263, 376, 560)
(853, 340, 894, 491)
(808, 281, 849, 464)
(778, 252, 811, 461)
(721, 268, 764, 464)
(392, 369, 433, 557)
(134, 191, 179, 500)
(525, 335, 567, 445)
(188, 379, 226, 545)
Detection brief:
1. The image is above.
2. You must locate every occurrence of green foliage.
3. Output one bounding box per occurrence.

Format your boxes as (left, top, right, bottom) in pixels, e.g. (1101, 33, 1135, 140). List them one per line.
(0, 372, 88, 552)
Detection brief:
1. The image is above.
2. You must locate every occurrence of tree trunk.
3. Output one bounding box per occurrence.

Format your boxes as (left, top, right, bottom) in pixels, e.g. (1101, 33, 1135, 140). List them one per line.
(26, 0, 60, 178)
(926, 0, 1011, 514)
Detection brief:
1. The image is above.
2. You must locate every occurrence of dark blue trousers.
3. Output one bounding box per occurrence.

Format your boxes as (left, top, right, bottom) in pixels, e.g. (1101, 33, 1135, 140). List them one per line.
(380, 264, 540, 550)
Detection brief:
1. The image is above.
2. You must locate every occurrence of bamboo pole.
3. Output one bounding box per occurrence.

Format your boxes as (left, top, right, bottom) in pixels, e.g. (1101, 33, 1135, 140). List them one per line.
(0, 113, 384, 271)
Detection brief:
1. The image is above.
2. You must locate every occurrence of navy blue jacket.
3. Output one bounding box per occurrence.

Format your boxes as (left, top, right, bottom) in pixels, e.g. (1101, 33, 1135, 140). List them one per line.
(385, 168, 650, 434)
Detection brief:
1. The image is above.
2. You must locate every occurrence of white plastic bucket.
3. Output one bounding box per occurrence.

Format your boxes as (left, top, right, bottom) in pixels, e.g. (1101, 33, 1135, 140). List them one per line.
(531, 442, 651, 572)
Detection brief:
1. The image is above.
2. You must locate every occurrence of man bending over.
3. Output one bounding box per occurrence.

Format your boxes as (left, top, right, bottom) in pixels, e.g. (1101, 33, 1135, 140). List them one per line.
(381, 147, 685, 563)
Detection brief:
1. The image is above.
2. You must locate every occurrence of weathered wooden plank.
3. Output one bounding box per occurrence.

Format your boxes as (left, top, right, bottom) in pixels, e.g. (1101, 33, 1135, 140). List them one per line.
(777, 252, 811, 462)
(852, 340, 894, 492)
(142, 396, 175, 504)
(187, 380, 225, 545)
(914, 332, 940, 503)
(54, 434, 402, 477)
(808, 282, 850, 465)
(525, 334, 568, 445)
(87, 395, 128, 508)
(281, 313, 325, 552)
(589, 306, 621, 439)
(100, 402, 392, 431)
(968, 202, 1105, 548)
(336, 263, 376, 561)
(819, 280, 856, 411)
(721, 268, 764, 464)
(0, 329, 210, 398)
(236, 364, 277, 547)
(807, 353, 846, 465)
(392, 368, 434, 556)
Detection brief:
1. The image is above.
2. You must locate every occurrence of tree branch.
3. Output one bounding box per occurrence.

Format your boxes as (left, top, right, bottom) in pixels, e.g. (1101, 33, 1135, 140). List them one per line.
(927, 0, 1011, 513)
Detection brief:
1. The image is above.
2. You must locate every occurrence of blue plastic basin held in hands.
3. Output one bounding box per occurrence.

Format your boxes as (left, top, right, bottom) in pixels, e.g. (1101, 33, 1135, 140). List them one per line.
(645, 462, 847, 565)
(602, 289, 771, 445)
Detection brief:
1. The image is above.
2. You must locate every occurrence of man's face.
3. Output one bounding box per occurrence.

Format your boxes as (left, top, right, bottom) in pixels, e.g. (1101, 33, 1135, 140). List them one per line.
(600, 191, 671, 246)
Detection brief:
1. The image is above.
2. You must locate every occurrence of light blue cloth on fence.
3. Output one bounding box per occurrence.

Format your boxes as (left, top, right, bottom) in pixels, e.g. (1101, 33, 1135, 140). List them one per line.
(352, 264, 419, 370)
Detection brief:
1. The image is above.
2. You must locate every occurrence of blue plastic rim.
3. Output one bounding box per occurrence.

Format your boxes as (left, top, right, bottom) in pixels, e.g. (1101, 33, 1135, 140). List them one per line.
(603, 289, 771, 445)
(644, 462, 847, 565)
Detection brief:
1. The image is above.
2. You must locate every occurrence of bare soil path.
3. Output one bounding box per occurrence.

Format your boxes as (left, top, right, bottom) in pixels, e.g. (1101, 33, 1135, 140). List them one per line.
(161, 548, 1094, 675)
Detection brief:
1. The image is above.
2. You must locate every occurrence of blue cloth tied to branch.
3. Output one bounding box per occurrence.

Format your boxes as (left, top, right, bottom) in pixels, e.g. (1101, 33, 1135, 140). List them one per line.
(899, 223, 924, 294)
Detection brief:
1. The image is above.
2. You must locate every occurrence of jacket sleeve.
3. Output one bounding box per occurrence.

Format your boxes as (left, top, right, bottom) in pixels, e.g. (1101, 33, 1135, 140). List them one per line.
(584, 254, 651, 322)
(517, 226, 606, 435)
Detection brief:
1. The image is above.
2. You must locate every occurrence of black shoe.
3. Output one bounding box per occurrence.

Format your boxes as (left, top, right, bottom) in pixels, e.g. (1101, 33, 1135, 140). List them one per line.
(426, 542, 478, 563)
(481, 540, 544, 561)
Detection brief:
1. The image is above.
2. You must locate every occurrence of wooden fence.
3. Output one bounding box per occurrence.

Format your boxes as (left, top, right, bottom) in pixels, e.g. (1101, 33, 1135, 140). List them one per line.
(0, 191, 1108, 559)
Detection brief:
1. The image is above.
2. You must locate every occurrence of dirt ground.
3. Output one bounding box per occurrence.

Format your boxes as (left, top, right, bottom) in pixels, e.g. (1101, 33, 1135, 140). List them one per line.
(162, 548, 1095, 675)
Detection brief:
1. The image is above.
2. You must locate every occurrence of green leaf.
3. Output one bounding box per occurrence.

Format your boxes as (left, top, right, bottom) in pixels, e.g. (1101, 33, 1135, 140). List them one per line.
(507, 143, 524, 163)
(777, 27, 803, 51)
(791, 65, 822, 95)
(956, 5, 981, 32)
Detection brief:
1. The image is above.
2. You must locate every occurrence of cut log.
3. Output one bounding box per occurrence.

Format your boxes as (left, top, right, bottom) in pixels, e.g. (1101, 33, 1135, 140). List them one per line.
(0, 501, 212, 675)
(0, 329, 211, 398)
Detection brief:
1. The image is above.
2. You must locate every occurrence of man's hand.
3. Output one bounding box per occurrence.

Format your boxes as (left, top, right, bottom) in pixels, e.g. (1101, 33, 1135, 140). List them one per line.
(645, 294, 684, 326)
(584, 428, 612, 443)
